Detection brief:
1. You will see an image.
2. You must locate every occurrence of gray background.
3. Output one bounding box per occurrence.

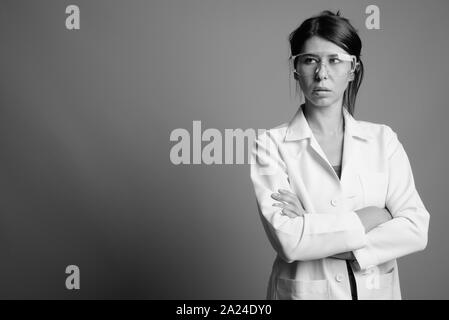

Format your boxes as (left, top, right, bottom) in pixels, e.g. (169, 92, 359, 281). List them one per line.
(0, 0, 447, 299)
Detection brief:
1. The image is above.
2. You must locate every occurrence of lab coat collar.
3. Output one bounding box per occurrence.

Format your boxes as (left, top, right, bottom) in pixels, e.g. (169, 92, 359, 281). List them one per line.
(284, 104, 374, 142)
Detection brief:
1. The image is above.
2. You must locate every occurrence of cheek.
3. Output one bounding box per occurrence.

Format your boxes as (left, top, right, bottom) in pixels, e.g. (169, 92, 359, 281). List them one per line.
(323, 80, 349, 98)
(334, 78, 351, 92)
(298, 79, 318, 95)
(298, 78, 310, 90)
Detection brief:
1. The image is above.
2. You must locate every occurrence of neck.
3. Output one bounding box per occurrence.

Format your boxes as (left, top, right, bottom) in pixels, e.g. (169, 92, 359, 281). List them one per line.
(303, 99, 345, 136)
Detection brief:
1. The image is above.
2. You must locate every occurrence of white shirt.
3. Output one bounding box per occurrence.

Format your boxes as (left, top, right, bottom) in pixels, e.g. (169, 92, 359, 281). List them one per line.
(250, 104, 429, 300)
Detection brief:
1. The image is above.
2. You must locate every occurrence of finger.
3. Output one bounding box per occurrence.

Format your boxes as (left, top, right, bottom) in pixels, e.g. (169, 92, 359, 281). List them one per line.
(277, 191, 301, 208)
(271, 193, 296, 206)
(272, 193, 306, 214)
(278, 189, 297, 197)
(279, 208, 296, 218)
(279, 189, 306, 210)
(272, 202, 297, 212)
(282, 208, 302, 218)
(288, 208, 304, 217)
(272, 194, 305, 214)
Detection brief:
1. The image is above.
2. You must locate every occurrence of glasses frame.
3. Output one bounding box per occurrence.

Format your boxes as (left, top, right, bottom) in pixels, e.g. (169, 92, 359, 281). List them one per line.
(290, 51, 358, 78)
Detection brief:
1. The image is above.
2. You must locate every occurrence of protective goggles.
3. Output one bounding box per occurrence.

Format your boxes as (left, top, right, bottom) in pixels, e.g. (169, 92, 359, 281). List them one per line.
(290, 51, 358, 78)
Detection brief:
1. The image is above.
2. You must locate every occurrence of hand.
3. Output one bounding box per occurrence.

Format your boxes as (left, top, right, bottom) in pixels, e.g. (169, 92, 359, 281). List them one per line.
(271, 189, 306, 218)
(355, 206, 393, 233)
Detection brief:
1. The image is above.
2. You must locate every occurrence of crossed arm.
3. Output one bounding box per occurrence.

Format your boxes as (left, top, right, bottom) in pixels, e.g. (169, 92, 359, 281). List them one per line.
(271, 189, 392, 261)
(250, 127, 429, 269)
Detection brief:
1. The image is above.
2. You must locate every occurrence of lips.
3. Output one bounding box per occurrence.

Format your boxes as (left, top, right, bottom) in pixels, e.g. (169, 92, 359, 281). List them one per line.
(313, 87, 331, 92)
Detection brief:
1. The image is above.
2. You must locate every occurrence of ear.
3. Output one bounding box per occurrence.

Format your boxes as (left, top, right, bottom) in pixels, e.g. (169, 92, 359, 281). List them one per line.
(348, 71, 355, 82)
(348, 62, 360, 81)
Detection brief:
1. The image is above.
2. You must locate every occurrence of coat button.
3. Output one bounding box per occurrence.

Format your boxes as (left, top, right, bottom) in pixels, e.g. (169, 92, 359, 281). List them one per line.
(335, 274, 344, 282)
(331, 198, 339, 207)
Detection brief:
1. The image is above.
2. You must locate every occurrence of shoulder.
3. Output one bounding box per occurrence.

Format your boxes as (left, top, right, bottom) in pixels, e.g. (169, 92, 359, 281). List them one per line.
(251, 122, 290, 165)
(356, 119, 401, 157)
(254, 122, 289, 144)
(355, 117, 396, 138)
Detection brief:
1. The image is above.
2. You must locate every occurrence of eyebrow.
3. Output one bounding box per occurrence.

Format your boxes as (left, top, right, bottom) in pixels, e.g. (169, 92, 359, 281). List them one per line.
(301, 53, 340, 57)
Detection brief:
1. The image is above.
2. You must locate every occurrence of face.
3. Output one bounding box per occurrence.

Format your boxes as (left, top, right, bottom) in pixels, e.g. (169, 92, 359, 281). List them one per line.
(296, 36, 355, 108)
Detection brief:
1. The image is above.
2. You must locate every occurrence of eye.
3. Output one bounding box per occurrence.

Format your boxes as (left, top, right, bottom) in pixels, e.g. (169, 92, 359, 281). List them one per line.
(302, 57, 318, 65)
(329, 58, 342, 64)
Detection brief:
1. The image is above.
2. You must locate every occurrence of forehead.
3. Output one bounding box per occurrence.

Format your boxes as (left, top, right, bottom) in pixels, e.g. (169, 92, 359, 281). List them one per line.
(301, 36, 349, 55)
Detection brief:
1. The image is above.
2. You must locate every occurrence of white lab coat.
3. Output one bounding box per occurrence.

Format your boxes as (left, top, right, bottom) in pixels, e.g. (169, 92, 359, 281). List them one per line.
(250, 104, 429, 300)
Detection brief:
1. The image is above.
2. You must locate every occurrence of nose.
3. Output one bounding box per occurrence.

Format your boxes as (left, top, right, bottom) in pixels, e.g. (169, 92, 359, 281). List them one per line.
(315, 61, 329, 80)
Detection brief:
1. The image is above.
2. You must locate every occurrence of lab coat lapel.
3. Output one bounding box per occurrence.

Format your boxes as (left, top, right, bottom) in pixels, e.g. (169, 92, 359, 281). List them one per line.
(283, 105, 312, 159)
(283, 104, 374, 184)
(340, 107, 375, 197)
(341, 107, 374, 179)
(341, 108, 356, 182)
(284, 104, 343, 173)
(284, 105, 342, 182)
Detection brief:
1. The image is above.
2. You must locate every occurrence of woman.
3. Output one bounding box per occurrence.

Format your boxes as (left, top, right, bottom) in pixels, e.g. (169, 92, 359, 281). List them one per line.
(250, 10, 429, 300)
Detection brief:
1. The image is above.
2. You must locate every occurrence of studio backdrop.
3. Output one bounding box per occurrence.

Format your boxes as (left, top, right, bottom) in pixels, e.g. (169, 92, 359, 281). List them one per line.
(0, 0, 447, 299)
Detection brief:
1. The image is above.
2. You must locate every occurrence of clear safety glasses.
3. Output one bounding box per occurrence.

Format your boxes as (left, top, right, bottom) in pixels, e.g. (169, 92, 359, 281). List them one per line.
(290, 51, 358, 79)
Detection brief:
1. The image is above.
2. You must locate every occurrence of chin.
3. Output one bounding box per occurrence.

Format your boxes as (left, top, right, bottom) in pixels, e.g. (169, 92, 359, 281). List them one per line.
(307, 96, 335, 108)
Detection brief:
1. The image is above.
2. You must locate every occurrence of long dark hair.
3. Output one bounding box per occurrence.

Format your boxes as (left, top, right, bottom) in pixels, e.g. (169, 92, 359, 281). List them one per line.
(288, 10, 364, 115)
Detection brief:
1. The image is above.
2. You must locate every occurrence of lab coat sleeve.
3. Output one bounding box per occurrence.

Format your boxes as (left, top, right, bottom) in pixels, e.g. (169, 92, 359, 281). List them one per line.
(352, 126, 430, 270)
(250, 131, 367, 263)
